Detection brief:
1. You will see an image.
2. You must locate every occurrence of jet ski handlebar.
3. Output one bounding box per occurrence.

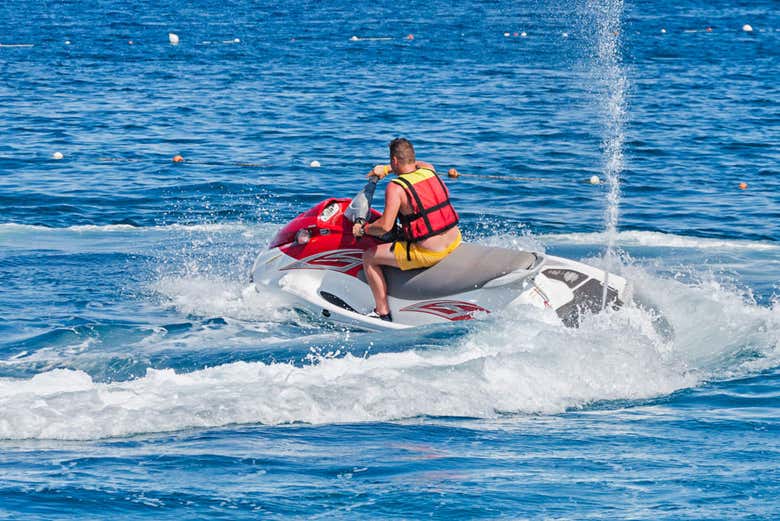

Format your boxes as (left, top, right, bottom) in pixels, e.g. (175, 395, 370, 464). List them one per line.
(345, 175, 380, 223)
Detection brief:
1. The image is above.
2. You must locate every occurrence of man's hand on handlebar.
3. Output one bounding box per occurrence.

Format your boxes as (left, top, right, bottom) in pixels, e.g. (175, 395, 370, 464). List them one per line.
(352, 220, 367, 238)
(368, 164, 391, 180)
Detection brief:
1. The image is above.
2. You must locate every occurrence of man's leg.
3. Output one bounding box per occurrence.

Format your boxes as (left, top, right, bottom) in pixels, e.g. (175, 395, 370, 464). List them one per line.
(362, 243, 399, 315)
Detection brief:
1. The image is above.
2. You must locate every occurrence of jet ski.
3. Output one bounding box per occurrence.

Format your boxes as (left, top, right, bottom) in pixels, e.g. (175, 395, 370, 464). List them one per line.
(251, 177, 627, 331)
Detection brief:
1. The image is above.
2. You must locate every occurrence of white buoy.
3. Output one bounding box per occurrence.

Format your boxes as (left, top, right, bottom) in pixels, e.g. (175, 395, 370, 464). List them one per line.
(742, 24, 753, 33)
(64, 40, 71, 45)
(503, 32, 510, 37)
(589, 175, 600, 185)
(309, 160, 321, 168)
(128, 40, 134, 45)
(52, 152, 64, 160)
(233, 38, 240, 43)
(661, 28, 667, 34)
(168, 33, 180, 45)
(520, 31, 527, 38)
(350, 35, 359, 41)
(562, 32, 569, 38)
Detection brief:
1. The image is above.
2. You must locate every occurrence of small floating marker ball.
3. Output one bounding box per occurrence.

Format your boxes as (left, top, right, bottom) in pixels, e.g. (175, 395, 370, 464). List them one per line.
(350, 35, 359, 41)
(661, 28, 667, 34)
(128, 40, 134, 45)
(739, 182, 748, 190)
(310, 160, 321, 168)
(406, 34, 414, 40)
(513, 32, 519, 37)
(504, 32, 510, 37)
(562, 32, 569, 38)
(52, 151, 64, 160)
(234, 38, 241, 43)
(172, 154, 184, 163)
(64, 40, 71, 45)
(168, 32, 180, 45)
(447, 168, 460, 178)
(520, 31, 527, 37)
(742, 24, 753, 33)
(589, 175, 600, 185)
(706, 27, 713, 32)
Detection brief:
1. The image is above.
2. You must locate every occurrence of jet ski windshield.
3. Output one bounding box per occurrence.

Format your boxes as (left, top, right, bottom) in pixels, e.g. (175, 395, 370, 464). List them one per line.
(344, 175, 379, 223)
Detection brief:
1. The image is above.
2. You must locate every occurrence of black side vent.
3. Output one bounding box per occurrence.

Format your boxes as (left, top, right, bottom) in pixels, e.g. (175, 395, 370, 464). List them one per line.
(319, 291, 358, 313)
(555, 278, 623, 327)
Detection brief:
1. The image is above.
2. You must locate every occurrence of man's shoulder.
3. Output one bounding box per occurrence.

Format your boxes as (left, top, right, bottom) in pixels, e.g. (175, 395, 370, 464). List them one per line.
(386, 180, 404, 192)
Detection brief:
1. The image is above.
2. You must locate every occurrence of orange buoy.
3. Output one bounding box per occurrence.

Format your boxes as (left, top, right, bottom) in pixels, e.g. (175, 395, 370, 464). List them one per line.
(447, 168, 460, 178)
(706, 26, 713, 32)
(406, 34, 414, 40)
(172, 154, 184, 163)
(739, 182, 748, 190)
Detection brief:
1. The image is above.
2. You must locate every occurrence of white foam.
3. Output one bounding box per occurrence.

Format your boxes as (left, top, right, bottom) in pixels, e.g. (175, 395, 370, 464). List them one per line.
(2, 259, 778, 440)
(69, 223, 140, 232)
(475, 231, 546, 252)
(348, 36, 393, 42)
(152, 276, 297, 323)
(0, 222, 256, 234)
(542, 230, 779, 251)
(625, 264, 780, 375)
(0, 222, 275, 254)
(0, 329, 687, 440)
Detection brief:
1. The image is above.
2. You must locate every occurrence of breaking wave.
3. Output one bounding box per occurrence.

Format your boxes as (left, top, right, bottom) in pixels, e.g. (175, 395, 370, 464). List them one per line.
(1, 223, 778, 439)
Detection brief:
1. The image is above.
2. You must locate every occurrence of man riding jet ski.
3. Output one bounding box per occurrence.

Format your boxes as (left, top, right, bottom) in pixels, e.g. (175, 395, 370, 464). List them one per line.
(351, 138, 462, 322)
(251, 140, 628, 332)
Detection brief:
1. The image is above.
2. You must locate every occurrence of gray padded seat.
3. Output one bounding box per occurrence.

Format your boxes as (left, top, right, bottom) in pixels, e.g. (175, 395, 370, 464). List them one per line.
(379, 243, 540, 300)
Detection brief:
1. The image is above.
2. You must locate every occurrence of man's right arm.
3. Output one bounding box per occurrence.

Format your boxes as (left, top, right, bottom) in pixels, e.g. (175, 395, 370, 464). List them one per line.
(363, 183, 402, 236)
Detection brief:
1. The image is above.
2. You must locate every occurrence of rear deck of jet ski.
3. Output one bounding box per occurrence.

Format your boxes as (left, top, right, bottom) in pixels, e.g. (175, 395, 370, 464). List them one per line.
(367, 243, 543, 300)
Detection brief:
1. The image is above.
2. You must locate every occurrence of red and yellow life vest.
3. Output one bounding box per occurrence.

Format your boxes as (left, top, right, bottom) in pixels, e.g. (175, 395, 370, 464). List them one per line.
(391, 168, 459, 242)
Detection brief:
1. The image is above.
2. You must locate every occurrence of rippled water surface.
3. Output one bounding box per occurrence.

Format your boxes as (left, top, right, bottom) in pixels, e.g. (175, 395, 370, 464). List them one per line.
(1, 0, 779, 518)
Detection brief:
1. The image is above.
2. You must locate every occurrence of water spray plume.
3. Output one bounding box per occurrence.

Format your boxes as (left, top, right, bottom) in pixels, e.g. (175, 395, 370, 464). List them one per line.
(591, 0, 628, 309)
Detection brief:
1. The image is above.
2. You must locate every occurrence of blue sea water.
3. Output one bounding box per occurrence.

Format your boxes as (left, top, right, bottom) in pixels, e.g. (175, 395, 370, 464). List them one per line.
(1, 0, 779, 518)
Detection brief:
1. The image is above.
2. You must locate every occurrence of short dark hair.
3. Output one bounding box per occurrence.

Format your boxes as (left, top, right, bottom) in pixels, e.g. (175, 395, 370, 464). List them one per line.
(389, 137, 415, 163)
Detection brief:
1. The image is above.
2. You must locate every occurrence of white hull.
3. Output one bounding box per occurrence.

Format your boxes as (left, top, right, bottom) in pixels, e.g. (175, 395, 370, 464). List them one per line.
(252, 246, 628, 331)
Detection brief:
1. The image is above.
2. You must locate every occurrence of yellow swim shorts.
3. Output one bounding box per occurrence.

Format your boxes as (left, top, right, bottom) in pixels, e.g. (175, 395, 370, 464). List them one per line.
(393, 231, 462, 271)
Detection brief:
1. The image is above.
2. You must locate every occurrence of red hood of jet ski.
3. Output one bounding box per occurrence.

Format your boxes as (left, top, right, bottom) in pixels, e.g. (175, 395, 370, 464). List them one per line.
(269, 198, 382, 278)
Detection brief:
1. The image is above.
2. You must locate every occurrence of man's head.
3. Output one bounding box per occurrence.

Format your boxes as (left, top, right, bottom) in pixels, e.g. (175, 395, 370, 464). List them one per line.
(389, 137, 415, 169)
